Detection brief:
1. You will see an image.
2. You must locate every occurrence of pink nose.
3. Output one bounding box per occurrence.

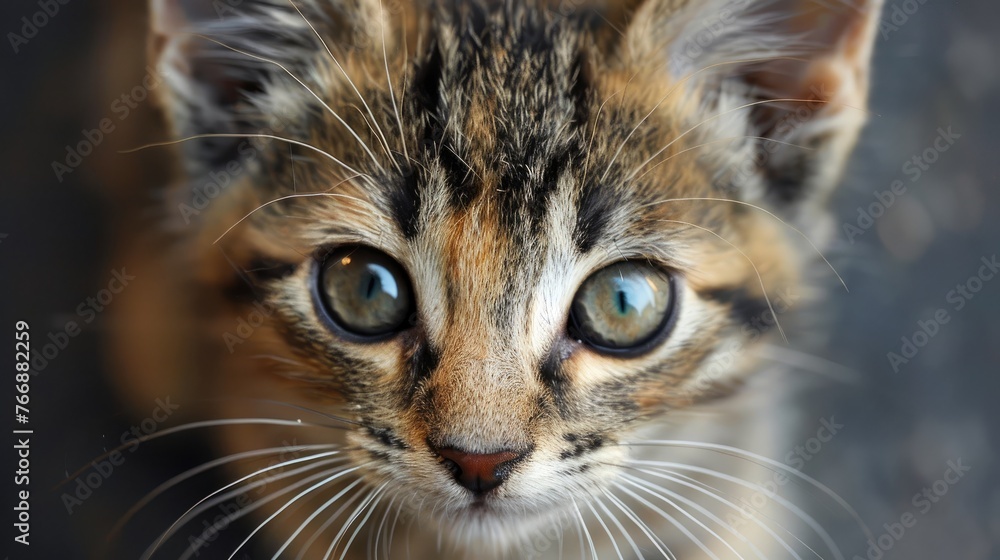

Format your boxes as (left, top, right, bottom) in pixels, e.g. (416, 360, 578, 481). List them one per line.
(432, 446, 527, 494)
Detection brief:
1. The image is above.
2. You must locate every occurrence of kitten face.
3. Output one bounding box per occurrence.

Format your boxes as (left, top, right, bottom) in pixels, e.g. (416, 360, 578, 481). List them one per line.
(134, 0, 882, 553)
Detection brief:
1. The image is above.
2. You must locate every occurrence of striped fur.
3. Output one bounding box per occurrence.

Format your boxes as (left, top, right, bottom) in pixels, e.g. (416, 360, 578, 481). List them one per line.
(112, 0, 883, 556)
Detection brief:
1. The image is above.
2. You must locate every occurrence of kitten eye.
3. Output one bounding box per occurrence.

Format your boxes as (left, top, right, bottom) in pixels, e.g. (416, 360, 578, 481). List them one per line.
(569, 262, 676, 353)
(316, 246, 414, 338)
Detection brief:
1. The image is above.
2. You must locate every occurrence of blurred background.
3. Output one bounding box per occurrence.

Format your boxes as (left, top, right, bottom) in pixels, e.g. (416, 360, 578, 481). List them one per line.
(1, 0, 998, 558)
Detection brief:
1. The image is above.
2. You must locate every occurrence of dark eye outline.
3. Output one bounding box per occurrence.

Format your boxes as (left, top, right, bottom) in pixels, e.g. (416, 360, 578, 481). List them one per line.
(567, 263, 681, 357)
(310, 245, 416, 343)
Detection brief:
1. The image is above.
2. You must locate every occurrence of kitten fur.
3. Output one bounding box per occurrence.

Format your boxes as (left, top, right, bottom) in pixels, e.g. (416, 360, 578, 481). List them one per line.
(107, 0, 882, 557)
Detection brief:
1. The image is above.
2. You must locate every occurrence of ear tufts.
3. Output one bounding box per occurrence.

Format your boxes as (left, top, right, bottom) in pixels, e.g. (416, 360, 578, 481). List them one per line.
(624, 0, 884, 211)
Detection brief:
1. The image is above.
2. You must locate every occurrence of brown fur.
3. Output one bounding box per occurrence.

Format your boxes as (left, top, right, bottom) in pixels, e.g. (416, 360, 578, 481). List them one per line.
(108, 0, 883, 556)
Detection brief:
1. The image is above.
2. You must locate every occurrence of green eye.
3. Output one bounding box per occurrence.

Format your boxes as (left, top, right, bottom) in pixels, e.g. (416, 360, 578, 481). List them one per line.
(569, 262, 676, 353)
(317, 246, 414, 338)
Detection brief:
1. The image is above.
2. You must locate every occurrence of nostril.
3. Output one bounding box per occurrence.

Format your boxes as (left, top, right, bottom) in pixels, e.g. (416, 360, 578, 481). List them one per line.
(431, 445, 528, 494)
(440, 457, 461, 478)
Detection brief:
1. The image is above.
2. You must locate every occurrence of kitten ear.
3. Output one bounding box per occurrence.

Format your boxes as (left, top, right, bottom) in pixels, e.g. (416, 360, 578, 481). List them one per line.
(149, 0, 397, 173)
(625, 0, 884, 208)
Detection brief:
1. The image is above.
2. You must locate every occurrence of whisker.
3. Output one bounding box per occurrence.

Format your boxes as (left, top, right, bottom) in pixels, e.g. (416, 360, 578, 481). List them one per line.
(189, 33, 387, 174)
(654, 218, 788, 342)
(634, 136, 811, 183)
(146, 453, 349, 560)
(757, 344, 859, 383)
(213, 183, 368, 244)
(601, 488, 676, 560)
(56, 417, 346, 491)
(571, 496, 599, 560)
(321, 484, 384, 559)
(593, 495, 645, 560)
(191, 396, 362, 426)
(621, 472, 760, 560)
(626, 460, 841, 560)
(613, 481, 720, 560)
(584, 498, 625, 560)
(600, 56, 811, 183)
(286, 0, 399, 171)
(623, 441, 870, 548)
(109, 443, 337, 542)
(120, 133, 370, 183)
(645, 197, 847, 293)
(625, 98, 866, 185)
(333, 484, 388, 560)
(294, 482, 370, 560)
(272, 477, 366, 558)
(224, 464, 365, 560)
(579, 88, 624, 193)
(385, 494, 405, 560)
(372, 493, 398, 560)
(627, 465, 821, 560)
(378, 0, 408, 166)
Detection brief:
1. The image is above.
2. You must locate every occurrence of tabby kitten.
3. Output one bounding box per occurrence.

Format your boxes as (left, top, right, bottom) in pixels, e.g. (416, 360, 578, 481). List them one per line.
(110, 0, 882, 557)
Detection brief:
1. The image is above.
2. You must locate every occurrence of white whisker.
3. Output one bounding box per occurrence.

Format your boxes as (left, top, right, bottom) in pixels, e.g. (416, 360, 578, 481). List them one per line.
(121, 134, 370, 184)
(146, 453, 347, 560)
(334, 484, 388, 560)
(622, 472, 759, 560)
(602, 488, 676, 560)
(625, 456, 849, 560)
(629, 466, 820, 560)
(378, 0, 408, 165)
(271, 477, 365, 558)
(600, 56, 811, 183)
(615, 481, 719, 559)
(225, 465, 364, 559)
(321, 484, 384, 559)
(594, 494, 645, 560)
(294, 482, 370, 560)
(213, 183, 368, 244)
(621, 441, 871, 543)
(643, 197, 847, 292)
(111, 443, 336, 541)
(571, 496, 599, 560)
(654, 218, 788, 342)
(584, 497, 625, 560)
(189, 33, 387, 175)
(625, 98, 845, 185)
(287, 0, 399, 171)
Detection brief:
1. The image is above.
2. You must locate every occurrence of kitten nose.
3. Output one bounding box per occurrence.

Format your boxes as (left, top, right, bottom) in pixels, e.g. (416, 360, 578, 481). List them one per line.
(432, 446, 527, 494)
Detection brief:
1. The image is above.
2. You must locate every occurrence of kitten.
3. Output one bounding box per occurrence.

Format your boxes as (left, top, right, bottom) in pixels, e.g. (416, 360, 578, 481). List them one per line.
(109, 0, 882, 557)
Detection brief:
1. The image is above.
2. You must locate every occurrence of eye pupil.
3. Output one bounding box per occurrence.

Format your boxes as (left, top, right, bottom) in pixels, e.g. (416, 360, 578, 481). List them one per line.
(616, 290, 628, 315)
(317, 247, 414, 338)
(364, 274, 378, 299)
(569, 262, 676, 354)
